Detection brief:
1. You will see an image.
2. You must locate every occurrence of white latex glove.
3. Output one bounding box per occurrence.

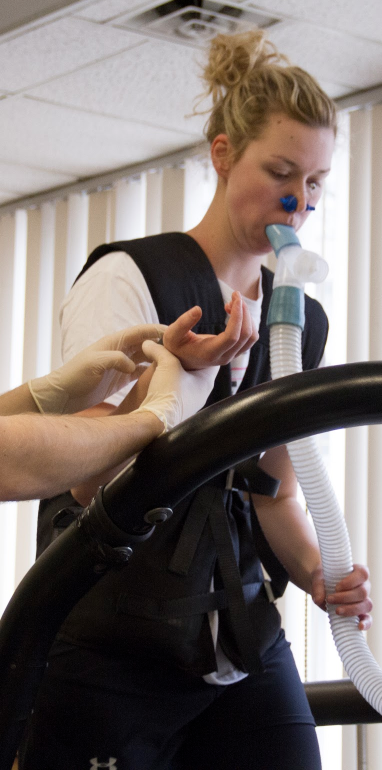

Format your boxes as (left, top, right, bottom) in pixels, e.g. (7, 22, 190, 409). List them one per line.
(28, 325, 166, 414)
(135, 340, 219, 431)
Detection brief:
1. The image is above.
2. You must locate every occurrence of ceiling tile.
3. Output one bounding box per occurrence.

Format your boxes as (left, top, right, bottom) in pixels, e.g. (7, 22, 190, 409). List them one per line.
(247, 0, 382, 43)
(0, 16, 145, 92)
(267, 21, 382, 91)
(27, 38, 207, 133)
(75, 0, 151, 22)
(0, 96, 201, 177)
(318, 81, 354, 100)
(0, 161, 76, 195)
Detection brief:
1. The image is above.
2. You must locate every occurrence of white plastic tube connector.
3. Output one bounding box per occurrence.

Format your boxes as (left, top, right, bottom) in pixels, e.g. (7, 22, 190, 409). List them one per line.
(267, 226, 382, 714)
(273, 245, 329, 290)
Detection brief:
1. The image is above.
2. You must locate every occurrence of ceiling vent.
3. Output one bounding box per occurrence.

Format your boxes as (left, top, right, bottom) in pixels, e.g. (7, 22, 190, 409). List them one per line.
(114, 1, 283, 47)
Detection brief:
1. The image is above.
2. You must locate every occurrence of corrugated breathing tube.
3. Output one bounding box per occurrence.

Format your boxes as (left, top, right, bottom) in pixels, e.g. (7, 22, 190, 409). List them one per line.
(266, 223, 382, 714)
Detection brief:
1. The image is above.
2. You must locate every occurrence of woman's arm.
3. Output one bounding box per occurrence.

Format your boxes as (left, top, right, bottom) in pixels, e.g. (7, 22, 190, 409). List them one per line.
(252, 445, 321, 594)
(252, 445, 373, 631)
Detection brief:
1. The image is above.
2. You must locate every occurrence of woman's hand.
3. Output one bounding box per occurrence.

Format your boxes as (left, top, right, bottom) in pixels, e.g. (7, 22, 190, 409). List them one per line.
(163, 291, 258, 370)
(311, 563, 373, 631)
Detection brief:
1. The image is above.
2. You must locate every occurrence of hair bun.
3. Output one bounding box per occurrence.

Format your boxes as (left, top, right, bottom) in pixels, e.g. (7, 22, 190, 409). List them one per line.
(203, 30, 283, 96)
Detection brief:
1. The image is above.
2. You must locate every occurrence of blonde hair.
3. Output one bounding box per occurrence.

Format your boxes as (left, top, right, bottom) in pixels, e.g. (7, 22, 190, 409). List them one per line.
(201, 30, 337, 158)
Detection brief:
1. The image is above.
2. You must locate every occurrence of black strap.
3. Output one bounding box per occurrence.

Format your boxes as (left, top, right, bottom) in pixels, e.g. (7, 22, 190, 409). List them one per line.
(206, 487, 263, 674)
(168, 485, 265, 673)
(118, 582, 265, 619)
(168, 492, 210, 576)
(225, 460, 288, 600)
(227, 458, 280, 498)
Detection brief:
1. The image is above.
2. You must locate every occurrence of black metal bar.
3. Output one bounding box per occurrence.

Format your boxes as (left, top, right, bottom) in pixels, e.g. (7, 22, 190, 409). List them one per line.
(304, 680, 382, 726)
(102, 362, 382, 530)
(357, 724, 367, 770)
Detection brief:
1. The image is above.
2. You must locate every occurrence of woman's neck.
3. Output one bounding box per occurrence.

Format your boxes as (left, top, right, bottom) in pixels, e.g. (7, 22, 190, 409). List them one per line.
(187, 218, 263, 301)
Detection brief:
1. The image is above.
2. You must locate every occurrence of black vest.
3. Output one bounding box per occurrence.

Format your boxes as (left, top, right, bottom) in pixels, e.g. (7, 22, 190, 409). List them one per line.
(74, 233, 328, 404)
(39, 232, 328, 676)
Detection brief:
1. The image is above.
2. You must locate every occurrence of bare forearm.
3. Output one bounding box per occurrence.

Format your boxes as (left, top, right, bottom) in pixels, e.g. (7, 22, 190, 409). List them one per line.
(254, 495, 321, 595)
(0, 411, 162, 502)
(252, 444, 321, 595)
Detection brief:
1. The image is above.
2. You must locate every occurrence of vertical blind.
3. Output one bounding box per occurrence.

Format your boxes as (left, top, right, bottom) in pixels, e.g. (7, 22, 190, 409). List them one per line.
(0, 108, 381, 768)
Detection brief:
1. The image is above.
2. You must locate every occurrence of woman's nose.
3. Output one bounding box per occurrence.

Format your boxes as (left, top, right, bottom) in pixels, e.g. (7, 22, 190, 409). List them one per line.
(294, 184, 308, 213)
(280, 188, 309, 214)
(296, 197, 308, 213)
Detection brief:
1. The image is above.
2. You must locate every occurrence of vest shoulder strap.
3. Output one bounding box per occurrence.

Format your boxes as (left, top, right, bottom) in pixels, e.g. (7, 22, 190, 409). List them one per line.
(76, 233, 227, 332)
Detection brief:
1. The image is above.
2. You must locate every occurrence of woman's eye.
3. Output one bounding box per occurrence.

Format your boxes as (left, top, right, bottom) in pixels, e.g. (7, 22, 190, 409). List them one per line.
(270, 170, 289, 180)
(308, 181, 319, 191)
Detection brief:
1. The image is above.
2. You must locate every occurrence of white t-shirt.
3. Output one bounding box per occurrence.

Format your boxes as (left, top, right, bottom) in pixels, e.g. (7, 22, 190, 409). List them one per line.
(217, 278, 263, 395)
(61, 252, 159, 405)
(60, 249, 264, 685)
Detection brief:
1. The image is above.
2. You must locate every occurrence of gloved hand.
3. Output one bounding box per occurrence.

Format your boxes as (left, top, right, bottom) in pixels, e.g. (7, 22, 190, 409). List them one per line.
(28, 325, 166, 414)
(134, 340, 218, 431)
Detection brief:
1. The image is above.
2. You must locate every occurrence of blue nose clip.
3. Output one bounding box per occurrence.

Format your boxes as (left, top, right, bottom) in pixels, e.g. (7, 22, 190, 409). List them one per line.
(280, 195, 297, 212)
(280, 196, 315, 212)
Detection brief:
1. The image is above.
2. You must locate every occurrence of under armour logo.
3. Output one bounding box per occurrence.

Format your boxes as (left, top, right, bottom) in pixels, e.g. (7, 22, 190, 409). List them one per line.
(90, 759, 117, 769)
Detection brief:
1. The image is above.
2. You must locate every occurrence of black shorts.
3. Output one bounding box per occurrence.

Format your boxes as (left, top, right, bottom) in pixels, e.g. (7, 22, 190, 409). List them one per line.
(19, 630, 321, 770)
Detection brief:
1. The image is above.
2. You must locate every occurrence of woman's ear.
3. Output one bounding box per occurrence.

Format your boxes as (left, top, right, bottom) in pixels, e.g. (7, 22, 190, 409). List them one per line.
(210, 134, 234, 178)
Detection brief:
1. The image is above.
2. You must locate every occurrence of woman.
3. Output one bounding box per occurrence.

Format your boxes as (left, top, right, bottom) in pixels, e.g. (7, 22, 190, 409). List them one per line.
(20, 30, 372, 770)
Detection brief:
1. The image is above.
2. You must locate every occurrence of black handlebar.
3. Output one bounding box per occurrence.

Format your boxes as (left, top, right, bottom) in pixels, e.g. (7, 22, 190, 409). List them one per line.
(2, 362, 382, 767)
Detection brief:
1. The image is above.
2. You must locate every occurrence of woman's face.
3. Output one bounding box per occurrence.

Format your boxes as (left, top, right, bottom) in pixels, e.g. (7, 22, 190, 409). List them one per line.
(216, 112, 335, 256)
